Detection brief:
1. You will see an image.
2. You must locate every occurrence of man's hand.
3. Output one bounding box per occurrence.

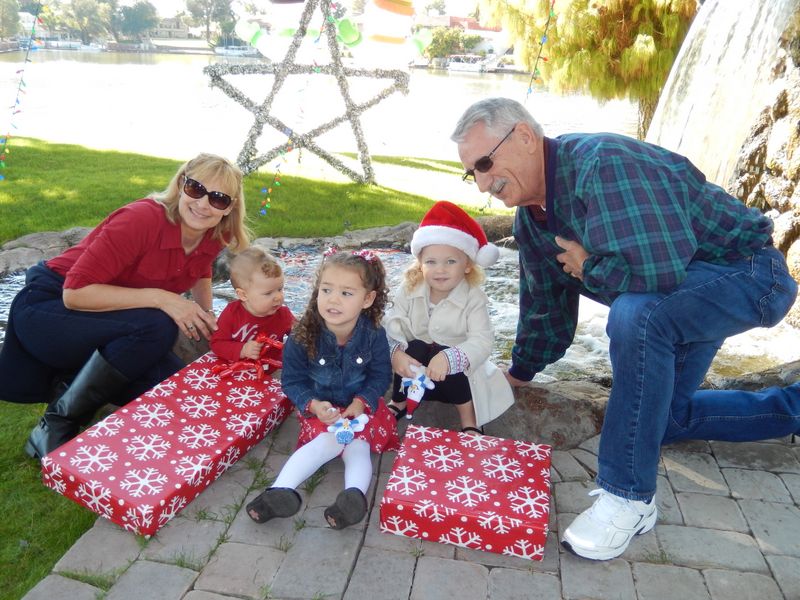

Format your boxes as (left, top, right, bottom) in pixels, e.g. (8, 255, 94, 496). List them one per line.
(504, 370, 530, 387)
(555, 236, 589, 281)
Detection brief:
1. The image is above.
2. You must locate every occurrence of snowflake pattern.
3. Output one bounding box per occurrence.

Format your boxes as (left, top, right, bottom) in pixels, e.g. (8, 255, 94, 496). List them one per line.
(179, 395, 220, 419)
(123, 504, 154, 534)
(126, 434, 171, 461)
(231, 368, 258, 382)
(508, 486, 550, 519)
(41, 457, 66, 494)
(120, 467, 169, 497)
(444, 475, 489, 507)
(132, 403, 175, 429)
(183, 368, 219, 390)
(226, 386, 264, 409)
(422, 445, 464, 472)
(380, 515, 420, 536)
(386, 465, 428, 495)
(227, 413, 263, 439)
(405, 425, 443, 443)
(69, 445, 119, 474)
(481, 454, 524, 482)
(42, 352, 291, 537)
(503, 539, 545, 560)
(178, 423, 221, 449)
(144, 378, 178, 398)
(477, 511, 523, 534)
(176, 454, 213, 486)
(380, 425, 551, 561)
(216, 446, 241, 474)
(514, 440, 551, 460)
(86, 414, 125, 438)
(459, 433, 501, 451)
(76, 480, 114, 517)
(439, 527, 482, 549)
(264, 379, 283, 395)
(157, 496, 188, 527)
(413, 499, 456, 523)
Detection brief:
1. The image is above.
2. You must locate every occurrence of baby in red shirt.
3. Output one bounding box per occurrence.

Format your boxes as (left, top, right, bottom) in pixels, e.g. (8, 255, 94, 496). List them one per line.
(210, 247, 294, 374)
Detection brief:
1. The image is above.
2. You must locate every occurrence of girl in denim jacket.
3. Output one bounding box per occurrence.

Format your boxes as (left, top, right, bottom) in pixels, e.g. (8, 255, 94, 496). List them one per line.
(246, 249, 398, 529)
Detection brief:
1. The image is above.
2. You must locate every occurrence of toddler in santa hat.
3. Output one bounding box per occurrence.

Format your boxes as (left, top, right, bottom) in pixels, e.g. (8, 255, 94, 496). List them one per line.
(383, 201, 514, 434)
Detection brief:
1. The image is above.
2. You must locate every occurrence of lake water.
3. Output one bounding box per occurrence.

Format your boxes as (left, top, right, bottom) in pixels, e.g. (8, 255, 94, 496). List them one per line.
(0, 49, 639, 164)
(1, 49, 798, 382)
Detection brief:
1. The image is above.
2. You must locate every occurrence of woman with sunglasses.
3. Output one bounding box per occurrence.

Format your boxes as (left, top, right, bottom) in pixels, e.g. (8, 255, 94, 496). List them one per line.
(0, 153, 250, 460)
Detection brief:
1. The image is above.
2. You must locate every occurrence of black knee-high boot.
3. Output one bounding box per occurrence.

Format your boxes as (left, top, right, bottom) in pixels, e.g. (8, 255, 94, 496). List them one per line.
(24, 350, 130, 459)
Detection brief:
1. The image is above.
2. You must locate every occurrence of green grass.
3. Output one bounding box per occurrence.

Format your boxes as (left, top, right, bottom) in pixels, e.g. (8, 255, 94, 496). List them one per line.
(0, 402, 98, 599)
(0, 137, 489, 245)
(0, 137, 507, 599)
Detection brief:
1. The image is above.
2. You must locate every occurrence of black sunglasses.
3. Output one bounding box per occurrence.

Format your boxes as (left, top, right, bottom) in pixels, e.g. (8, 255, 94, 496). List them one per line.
(462, 125, 516, 182)
(182, 175, 233, 211)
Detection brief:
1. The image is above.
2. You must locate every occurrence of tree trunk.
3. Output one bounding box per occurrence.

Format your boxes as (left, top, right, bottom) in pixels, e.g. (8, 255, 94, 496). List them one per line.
(637, 95, 658, 140)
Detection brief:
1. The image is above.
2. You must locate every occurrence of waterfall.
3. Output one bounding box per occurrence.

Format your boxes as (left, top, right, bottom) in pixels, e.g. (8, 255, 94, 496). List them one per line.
(646, 0, 798, 188)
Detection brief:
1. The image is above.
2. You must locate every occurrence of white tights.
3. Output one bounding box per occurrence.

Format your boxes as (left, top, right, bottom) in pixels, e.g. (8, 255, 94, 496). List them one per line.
(272, 433, 372, 494)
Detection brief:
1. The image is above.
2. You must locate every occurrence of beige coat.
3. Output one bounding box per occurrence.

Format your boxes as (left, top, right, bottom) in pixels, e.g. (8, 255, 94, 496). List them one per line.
(384, 279, 514, 427)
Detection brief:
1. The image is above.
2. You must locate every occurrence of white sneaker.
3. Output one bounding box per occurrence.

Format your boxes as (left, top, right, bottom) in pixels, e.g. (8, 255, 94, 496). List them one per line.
(561, 488, 657, 560)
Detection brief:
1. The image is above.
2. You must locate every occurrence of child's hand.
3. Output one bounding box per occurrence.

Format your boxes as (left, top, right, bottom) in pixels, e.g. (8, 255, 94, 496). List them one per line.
(426, 352, 449, 382)
(341, 396, 365, 419)
(392, 350, 422, 379)
(240, 340, 263, 360)
(311, 400, 340, 425)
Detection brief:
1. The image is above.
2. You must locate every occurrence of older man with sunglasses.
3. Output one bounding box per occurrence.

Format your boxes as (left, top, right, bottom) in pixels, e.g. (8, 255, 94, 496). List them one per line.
(0, 154, 250, 460)
(451, 97, 798, 560)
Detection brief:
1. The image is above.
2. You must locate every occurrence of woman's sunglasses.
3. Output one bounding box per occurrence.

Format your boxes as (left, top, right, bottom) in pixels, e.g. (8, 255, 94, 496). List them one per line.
(182, 175, 233, 211)
(462, 125, 516, 182)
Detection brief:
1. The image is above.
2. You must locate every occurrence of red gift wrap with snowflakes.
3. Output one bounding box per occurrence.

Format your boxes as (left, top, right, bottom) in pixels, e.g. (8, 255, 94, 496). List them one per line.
(40, 352, 292, 536)
(380, 425, 552, 560)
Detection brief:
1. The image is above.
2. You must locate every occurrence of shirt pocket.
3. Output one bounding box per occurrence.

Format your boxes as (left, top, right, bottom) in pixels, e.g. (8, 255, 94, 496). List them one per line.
(345, 346, 373, 391)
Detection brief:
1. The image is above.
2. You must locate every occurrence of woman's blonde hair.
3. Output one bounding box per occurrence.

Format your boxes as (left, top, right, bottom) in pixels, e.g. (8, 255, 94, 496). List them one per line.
(402, 257, 485, 293)
(151, 153, 251, 252)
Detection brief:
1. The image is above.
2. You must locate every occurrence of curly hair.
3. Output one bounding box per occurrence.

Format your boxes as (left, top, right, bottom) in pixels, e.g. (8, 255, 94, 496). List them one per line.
(402, 257, 485, 293)
(292, 250, 389, 358)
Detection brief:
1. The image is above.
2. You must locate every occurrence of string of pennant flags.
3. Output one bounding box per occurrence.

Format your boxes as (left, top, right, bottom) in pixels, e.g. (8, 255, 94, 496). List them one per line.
(525, 0, 556, 103)
(2, 4, 43, 182)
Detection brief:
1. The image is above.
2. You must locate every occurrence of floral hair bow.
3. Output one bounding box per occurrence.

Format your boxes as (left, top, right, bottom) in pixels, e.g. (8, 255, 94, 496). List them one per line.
(352, 249, 378, 262)
(323, 247, 379, 262)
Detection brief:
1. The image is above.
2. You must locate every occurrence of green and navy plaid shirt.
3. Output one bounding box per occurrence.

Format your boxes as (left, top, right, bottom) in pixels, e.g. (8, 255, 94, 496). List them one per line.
(508, 133, 773, 381)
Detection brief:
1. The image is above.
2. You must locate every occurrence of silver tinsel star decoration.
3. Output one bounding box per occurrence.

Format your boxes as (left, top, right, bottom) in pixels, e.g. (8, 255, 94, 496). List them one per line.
(204, 0, 410, 183)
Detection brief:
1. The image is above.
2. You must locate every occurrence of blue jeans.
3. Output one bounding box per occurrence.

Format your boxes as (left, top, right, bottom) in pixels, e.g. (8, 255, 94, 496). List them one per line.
(596, 246, 798, 502)
(0, 262, 183, 404)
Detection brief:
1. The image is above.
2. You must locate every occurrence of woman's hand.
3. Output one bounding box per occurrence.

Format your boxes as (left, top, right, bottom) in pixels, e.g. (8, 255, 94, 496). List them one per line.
(310, 399, 340, 425)
(391, 349, 422, 379)
(341, 396, 365, 419)
(426, 352, 449, 382)
(159, 292, 217, 341)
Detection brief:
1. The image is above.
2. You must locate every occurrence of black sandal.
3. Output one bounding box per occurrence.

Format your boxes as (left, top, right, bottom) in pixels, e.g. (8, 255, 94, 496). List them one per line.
(386, 402, 407, 421)
(461, 426, 484, 436)
(246, 487, 302, 524)
(324, 488, 367, 529)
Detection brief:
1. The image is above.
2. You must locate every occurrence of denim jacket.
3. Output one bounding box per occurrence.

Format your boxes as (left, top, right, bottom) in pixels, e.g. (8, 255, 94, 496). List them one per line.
(281, 315, 392, 414)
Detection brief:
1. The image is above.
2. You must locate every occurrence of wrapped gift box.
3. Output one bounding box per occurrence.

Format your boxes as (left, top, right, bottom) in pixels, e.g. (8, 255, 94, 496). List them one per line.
(380, 425, 552, 560)
(41, 352, 292, 536)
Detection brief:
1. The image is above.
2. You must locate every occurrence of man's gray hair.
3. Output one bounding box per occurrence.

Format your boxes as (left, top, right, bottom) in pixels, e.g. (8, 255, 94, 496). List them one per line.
(451, 98, 544, 143)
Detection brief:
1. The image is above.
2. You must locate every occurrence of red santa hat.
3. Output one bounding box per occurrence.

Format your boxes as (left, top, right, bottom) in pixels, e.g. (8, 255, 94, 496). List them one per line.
(410, 201, 500, 268)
